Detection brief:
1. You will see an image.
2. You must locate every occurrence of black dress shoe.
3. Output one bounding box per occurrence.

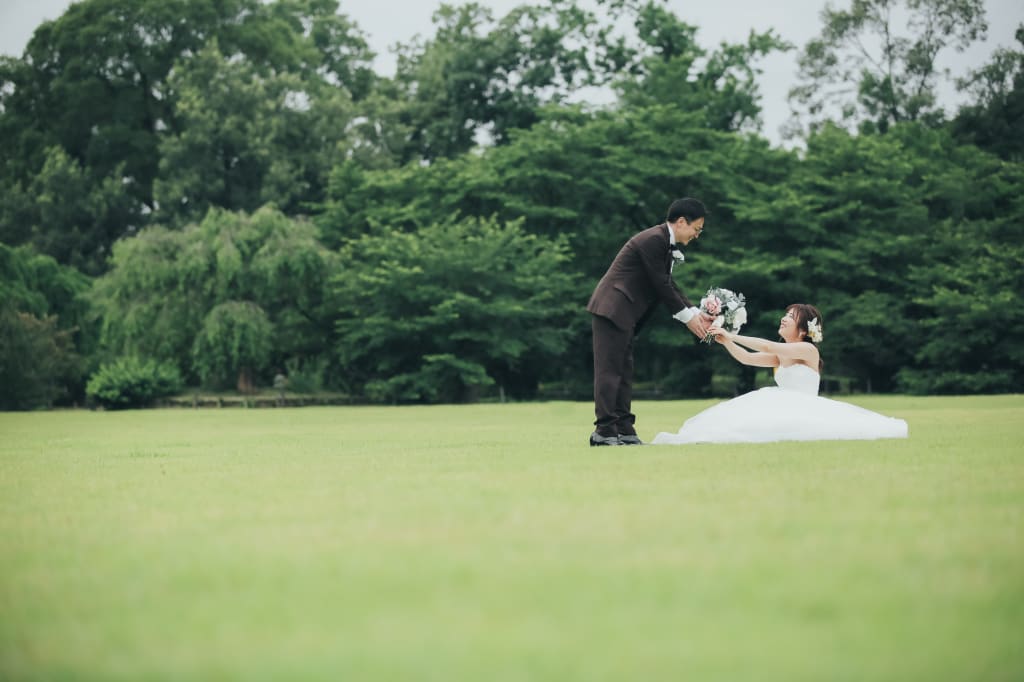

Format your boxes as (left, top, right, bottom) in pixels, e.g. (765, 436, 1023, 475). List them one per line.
(618, 434, 643, 445)
(589, 432, 622, 446)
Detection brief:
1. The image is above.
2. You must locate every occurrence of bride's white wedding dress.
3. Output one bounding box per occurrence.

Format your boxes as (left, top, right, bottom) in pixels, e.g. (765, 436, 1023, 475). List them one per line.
(651, 363, 908, 444)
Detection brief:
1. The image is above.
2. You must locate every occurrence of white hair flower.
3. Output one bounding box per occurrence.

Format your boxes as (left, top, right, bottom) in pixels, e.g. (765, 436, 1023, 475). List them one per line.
(807, 317, 823, 343)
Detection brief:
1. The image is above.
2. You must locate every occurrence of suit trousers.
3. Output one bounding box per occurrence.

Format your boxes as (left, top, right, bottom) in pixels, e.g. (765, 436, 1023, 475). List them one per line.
(591, 314, 637, 437)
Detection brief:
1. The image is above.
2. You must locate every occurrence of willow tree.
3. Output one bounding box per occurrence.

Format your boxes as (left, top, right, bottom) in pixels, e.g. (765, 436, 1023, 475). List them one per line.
(90, 206, 338, 387)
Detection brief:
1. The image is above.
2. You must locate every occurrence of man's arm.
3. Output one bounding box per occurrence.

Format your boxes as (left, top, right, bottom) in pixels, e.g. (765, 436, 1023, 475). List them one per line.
(633, 230, 707, 338)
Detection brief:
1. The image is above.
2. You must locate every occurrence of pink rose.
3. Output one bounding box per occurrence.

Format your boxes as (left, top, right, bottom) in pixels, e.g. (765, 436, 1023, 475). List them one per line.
(704, 296, 722, 316)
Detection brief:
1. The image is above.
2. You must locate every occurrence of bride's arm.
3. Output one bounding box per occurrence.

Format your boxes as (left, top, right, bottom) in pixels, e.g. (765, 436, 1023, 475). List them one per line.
(710, 329, 779, 368)
(723, 331, 818, 365)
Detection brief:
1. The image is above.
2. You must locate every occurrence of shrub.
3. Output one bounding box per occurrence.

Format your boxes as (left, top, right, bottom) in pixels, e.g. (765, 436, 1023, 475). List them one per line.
(282, 357, 327, 394)
(86, 357, 183, 409)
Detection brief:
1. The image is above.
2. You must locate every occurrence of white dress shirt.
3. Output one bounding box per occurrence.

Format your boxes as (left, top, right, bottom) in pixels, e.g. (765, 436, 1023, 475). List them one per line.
(667, 223, 700, 324)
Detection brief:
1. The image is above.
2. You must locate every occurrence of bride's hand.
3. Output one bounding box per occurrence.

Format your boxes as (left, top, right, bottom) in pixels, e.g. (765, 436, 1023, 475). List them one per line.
(708, 326, 732, 344)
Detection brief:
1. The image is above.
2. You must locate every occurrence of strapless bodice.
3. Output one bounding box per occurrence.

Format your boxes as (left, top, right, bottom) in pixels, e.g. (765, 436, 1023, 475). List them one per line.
(774, 363, 820, 396)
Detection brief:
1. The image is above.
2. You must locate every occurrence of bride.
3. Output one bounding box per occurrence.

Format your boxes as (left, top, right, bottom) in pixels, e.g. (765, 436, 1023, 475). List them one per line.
(652, 304, 908, 444)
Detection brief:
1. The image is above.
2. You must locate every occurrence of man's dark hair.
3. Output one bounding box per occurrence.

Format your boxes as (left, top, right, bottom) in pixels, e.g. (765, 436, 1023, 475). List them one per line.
(666, 198, 706, 224)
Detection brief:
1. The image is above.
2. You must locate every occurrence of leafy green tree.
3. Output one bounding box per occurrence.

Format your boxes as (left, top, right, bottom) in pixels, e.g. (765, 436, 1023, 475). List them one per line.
(0, 242, 92, 327)
(896, 132, 1024, 393)
(330, 216, 580, 403)
(0, 147, 136, 275)
(0, 0, 374, 266)
(951, 25, 1024, 161)
(0, 305, 80, 410)
(192, 301, 273, 390)
(726, 123, 940, 390)
(91, 206, 338, 385)
(788, 0, 988, 136)
(613, 3, 789, 132)
(1, 0, 374, 189)
(0, 242, 91, 407)
(900, 230, 1024, 393)
(388, 1, 605, 161)
(3, 0, 1020, 404)
(154, 42, 355, 225)
(319, 104, 744, 266)
(727, 121, 1024, 393)
(384, 0, 788, 162)
(89, 226, 197, 370)
(2, 0, 249, 230)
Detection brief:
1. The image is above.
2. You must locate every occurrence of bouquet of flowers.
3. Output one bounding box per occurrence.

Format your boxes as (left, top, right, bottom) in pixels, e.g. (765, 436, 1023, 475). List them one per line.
(700, 287, 747, 343)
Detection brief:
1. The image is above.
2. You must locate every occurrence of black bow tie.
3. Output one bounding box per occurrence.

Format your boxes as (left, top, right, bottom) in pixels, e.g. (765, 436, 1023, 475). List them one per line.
(670, 244, 682, 252)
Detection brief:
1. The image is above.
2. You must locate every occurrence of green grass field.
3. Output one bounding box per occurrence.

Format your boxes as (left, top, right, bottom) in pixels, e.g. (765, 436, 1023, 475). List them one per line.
(2, 395, 1023, 681)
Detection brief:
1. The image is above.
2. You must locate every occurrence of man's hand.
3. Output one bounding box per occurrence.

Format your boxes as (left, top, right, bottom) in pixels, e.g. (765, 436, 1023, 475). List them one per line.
(685, 315, 709, 340)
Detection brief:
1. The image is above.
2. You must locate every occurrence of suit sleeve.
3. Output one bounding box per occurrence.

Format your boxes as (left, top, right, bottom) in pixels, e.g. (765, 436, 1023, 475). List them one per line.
(636, 234, 693, 315)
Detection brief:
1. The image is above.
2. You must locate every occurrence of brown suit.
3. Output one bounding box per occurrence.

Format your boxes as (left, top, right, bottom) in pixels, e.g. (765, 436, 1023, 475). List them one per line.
(587, 224, 694, 437)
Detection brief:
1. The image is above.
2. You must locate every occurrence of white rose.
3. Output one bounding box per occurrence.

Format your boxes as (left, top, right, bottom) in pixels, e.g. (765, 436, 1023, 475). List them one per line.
(734, 308, 747, 326)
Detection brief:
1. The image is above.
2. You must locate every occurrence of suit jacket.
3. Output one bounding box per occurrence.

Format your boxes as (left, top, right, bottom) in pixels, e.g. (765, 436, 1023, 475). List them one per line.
(587, 224, 693, 333)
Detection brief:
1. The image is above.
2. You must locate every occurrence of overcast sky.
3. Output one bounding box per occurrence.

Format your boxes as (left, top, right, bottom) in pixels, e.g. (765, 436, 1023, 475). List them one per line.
(2, 0, 1021, 144)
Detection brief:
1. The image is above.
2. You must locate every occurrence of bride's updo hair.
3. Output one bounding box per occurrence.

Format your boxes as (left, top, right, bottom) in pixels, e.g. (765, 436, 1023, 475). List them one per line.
(786, 303, 823, 342)
(786, 303, 824, 371)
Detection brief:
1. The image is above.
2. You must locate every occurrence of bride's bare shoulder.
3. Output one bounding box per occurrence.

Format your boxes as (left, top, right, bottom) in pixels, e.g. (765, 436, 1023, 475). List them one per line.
(781, 359, 820, 374)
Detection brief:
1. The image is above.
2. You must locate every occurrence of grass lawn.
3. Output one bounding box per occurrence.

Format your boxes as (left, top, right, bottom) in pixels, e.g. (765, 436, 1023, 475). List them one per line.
(1, 395, 1022, 681)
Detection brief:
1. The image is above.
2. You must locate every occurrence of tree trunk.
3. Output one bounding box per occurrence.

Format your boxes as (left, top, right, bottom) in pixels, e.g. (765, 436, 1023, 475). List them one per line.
(237, 368, 254, 394)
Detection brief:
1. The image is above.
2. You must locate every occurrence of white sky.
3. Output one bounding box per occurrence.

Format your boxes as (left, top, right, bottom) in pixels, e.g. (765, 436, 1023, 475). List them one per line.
(1, 0, 1022, 144)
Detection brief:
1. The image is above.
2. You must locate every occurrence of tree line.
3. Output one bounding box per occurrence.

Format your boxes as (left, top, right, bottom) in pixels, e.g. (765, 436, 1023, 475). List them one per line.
(1, 0, 1022, 409)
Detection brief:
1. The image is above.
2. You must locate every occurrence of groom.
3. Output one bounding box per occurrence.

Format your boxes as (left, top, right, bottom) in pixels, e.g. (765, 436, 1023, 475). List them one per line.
(587, 198, 711, 446)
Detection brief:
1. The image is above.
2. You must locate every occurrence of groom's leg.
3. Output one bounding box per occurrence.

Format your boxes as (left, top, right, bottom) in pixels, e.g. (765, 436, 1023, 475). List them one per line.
(615, 336, 637, 436)
(592, 315, 630, 437)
